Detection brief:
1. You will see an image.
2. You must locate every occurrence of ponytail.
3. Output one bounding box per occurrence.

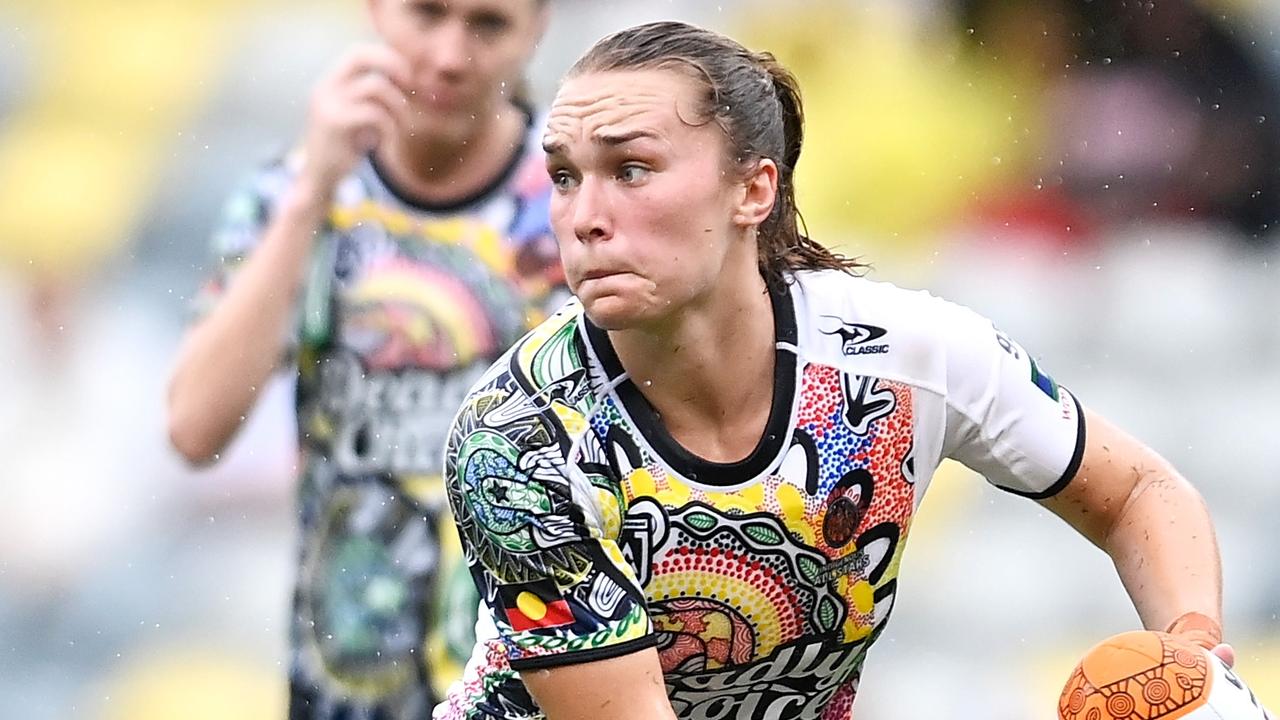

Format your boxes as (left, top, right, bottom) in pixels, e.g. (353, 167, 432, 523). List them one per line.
(754, 52, 863, 288)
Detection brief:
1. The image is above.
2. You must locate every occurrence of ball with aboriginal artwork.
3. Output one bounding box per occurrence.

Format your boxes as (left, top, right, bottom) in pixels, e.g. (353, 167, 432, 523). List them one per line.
(1058, 631, 1273, 720)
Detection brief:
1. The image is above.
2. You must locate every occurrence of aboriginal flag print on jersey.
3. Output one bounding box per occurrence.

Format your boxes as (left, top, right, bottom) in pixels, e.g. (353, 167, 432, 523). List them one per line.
(499, 580, 575, 632)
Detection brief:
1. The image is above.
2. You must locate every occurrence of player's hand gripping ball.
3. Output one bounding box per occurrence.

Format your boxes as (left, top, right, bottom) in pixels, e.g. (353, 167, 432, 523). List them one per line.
(1059, 631, 1273, 720)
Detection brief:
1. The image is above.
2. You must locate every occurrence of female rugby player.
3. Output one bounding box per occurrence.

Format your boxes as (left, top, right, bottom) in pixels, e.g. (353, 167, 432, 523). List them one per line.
(437, 21, 1229, 720)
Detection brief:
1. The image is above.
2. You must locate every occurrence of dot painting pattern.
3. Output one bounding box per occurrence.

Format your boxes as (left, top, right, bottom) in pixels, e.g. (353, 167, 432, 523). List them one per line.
(609, 361, 917, 710)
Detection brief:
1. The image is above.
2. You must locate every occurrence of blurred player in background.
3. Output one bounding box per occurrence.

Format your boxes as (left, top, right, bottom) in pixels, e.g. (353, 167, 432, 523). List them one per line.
(167, 0, 557, 717)
(436, 21, 1231, 719)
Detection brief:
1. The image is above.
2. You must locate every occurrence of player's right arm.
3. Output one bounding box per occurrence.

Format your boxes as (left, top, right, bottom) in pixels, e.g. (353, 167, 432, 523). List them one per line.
(521, 651, 677, 720)
(167, 45, 412, 465)
(443, 370, 676, 720)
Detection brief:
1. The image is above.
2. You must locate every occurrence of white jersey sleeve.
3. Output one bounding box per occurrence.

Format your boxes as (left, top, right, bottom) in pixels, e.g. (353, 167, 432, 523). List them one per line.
(937, 299, 1086, 498)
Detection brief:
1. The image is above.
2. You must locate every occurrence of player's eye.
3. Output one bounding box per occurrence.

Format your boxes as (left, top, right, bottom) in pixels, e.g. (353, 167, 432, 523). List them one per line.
(549, 169, 579, 192)
(469, 13, 511, 38)
(618, 164, 650, 184)
(410, 0, 447, 23)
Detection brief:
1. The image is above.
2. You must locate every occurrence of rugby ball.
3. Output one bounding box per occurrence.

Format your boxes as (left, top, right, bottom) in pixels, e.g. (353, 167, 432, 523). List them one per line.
(1059, 630, 1273, 719)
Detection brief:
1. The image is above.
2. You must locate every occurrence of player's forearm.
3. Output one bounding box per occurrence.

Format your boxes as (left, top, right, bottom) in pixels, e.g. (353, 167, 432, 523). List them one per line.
(522, 650, 679, 720)
(1103, 467, 1223, 637)
(167, 181, 330, 464)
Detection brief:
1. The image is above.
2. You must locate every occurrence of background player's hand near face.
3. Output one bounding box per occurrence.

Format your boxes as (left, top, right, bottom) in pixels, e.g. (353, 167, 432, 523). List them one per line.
(300, 44, 414, 191)
(168, 43, 412, 464)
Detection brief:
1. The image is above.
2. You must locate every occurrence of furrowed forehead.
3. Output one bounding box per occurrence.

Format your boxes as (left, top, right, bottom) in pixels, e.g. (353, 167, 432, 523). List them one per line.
(542, 72, 695, 154)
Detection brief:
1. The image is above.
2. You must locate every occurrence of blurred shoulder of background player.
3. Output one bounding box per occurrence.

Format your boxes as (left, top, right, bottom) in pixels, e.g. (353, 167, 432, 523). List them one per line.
(167, 0, 551, 463)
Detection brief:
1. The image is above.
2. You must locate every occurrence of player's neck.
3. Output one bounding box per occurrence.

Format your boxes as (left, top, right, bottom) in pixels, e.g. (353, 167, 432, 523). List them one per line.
(610, 266, 778, 464)
(376, 101, 525, 205)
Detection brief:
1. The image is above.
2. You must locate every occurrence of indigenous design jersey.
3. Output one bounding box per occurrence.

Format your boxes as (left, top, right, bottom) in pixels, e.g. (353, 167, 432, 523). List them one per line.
(198, 113, 560, 719)
(436, 270, 1085, 720)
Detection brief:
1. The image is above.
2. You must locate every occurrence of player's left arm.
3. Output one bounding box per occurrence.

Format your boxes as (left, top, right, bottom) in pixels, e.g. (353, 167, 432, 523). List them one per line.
(1039, 407, 1230, 662)
(931, 295, 1230, 663)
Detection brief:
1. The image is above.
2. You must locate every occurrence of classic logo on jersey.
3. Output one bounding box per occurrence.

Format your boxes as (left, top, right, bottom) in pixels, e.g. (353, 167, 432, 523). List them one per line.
(498, 579, 575, 632)
(818, 316, 890, 356)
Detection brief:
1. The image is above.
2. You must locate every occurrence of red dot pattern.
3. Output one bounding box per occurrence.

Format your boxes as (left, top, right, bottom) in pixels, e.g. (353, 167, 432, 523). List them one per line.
(793, 365, 916, 559)
(822, 679, 858, 720)
(434, 637, 513, 719)
(860, 382, 916, 534)
(798, 364, 844, 442)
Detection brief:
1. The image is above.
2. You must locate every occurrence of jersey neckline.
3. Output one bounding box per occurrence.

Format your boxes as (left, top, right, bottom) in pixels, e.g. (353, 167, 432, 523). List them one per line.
(581, 280, 799, 487)
(365, 104, 535, 214)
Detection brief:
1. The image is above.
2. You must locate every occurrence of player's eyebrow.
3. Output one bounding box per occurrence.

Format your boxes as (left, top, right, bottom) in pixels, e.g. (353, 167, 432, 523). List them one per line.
(593, 128, 661, 146)
(542, 136, 566, 155)
(543, 128, 662, 156)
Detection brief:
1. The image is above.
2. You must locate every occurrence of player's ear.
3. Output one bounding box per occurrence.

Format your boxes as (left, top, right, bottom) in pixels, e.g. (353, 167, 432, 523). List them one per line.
(733, 158, 778, 230)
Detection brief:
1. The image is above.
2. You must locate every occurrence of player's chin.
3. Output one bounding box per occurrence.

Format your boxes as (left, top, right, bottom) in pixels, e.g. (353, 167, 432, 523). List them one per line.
(580, 293, 652, 331)
(408, 105, 475, 142)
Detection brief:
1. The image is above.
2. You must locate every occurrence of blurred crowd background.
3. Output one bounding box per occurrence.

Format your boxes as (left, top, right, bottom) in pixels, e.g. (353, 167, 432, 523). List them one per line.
(1, 0, 1278, 717)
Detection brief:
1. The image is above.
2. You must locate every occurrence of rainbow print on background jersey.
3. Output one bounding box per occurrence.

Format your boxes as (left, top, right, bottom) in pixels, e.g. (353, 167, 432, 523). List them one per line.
(198, 120, 559, 719)
(342, 258, 502, 372)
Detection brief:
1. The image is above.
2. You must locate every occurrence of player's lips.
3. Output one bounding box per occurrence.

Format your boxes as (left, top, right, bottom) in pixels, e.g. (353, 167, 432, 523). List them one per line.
(579, 268, 628, 281)
(418, 85, 464, 109)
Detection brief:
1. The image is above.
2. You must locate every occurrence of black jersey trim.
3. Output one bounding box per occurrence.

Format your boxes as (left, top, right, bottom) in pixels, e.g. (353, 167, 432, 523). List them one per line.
(581, 279, 799, 487)
(507, 633, 661, 671)
(998, 390, 1087, 500)
(367, 104, 535, 214)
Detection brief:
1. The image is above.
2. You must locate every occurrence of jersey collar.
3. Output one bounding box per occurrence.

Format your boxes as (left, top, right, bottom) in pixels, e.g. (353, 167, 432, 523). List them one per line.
(580, 277, 799, 486)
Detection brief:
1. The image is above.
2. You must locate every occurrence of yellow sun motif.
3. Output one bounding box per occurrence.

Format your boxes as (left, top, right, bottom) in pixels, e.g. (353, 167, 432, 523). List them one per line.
(625, 468, 693, 507)
(703, 483, 767, 514)
(775, 483, 816, 546)
(346, 269, 482, 364)
(837, 579, 878, 643)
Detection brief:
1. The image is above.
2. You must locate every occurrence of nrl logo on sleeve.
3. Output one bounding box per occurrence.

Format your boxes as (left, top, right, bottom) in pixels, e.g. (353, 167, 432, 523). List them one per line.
(818, 316, 890, 356)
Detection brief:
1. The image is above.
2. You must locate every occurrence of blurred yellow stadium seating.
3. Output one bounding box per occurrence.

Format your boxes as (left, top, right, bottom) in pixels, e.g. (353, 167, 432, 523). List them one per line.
(95, 647, 285, 720)
(0, 0, 250, 278)
(736, 0, 1031, 274)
